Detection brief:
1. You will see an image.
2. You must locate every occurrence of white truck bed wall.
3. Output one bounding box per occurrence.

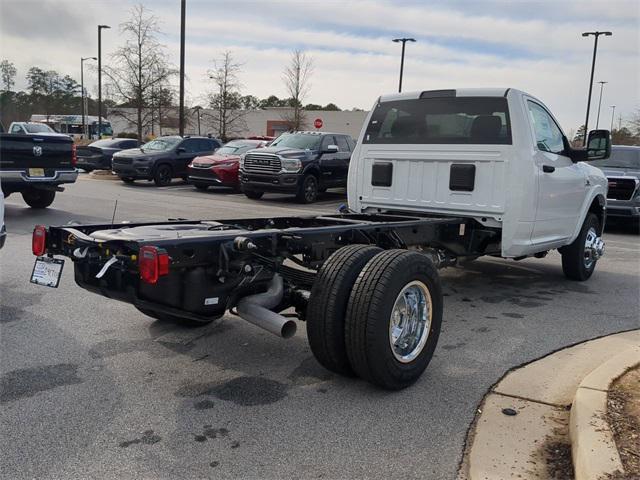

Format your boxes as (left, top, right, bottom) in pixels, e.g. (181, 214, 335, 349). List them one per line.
(346, 89, 592, 258)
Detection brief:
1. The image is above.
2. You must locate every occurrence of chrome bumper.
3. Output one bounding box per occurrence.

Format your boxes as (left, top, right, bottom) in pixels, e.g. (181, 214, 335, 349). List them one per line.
(0, 169, 78, 184)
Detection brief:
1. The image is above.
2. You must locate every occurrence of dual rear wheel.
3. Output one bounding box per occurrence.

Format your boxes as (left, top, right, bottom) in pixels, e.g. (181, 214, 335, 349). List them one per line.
(307, 245, 443, 390)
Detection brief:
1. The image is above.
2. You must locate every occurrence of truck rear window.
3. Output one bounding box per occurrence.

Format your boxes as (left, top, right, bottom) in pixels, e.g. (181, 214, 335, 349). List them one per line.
(363, 97, 512, 145)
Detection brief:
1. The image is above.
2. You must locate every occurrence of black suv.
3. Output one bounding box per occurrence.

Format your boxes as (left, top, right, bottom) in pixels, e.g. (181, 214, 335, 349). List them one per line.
(112, 135, 221, 186)
(240, 131, 355, 203)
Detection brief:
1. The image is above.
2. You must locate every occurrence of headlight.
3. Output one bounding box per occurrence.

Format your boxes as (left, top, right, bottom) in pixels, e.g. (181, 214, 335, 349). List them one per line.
(281, 158, 302, 173)
(239, 155, 245, 168)
(217, 161, 236, 167)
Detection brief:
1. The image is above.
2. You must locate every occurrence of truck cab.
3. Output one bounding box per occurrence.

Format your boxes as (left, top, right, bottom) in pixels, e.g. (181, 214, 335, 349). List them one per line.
(348, 88, 609, 258)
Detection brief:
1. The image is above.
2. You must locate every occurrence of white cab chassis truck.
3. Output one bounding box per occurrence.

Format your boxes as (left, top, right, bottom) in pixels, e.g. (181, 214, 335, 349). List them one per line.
(33, 88, 610, 390)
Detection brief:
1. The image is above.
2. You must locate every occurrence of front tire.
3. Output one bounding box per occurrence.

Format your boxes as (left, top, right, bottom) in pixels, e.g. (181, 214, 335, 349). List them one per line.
(153, 164, 173, 186)
(560, 213, 602, 281)
(345, 250, 443, 390)
(21, 189, 56, 209)
(307, 245, 382, 375)
(296, 175, 319, 203)
(244, 190, 264, 200)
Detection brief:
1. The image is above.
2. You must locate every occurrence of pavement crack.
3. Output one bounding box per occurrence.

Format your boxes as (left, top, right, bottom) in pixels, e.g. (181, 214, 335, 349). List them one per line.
(491, 391, 569, 409)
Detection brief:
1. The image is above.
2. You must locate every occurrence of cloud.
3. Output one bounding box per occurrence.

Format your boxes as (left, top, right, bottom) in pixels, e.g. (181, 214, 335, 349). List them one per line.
(0, 0, 637, 133)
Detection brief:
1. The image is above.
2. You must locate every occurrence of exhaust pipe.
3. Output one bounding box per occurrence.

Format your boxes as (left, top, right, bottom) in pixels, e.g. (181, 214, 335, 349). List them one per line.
(236, 275, 297, 338)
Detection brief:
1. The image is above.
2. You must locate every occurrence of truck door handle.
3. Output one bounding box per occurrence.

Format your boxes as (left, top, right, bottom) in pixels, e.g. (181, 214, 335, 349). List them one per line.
(542, 165, 555, 173)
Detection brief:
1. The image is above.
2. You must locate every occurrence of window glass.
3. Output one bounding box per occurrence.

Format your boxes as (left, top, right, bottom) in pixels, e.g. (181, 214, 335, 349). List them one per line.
(527, 101, 565, 154)
(142, 137, 182, 151)
(335, 136, 350, 152)
(590, 148, 640, 169)
(347, 137, 357, 150)
(321, 135, 335, 150)
(11, 125, 22, 133)
(204, 139, 218, 151)
(271, 133, 322, 150)
(181, 139, 200, 153)
(364, 97, 512, 145)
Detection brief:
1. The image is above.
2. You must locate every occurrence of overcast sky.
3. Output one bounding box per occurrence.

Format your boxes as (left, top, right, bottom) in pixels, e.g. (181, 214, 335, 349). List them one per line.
(1, 0, 638, 133)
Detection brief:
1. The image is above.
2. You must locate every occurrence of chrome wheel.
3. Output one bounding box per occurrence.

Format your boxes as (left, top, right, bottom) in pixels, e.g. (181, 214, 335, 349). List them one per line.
(583, 227, 604, 269)
(389, 280, 432, 363)
(304, 177, 318, 203)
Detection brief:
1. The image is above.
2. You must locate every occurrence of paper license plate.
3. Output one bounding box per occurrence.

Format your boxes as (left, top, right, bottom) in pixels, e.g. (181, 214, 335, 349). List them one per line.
(30, 256, 64, 288)
(29, 168, 45, 177)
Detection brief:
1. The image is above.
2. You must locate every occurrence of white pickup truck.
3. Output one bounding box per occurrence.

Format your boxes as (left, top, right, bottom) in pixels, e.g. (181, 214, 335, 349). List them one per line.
(32, 88, 611, 390)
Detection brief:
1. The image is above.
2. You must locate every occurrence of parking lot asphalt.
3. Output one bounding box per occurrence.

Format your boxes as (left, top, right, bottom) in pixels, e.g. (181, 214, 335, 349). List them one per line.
(1, 174, 639, 480)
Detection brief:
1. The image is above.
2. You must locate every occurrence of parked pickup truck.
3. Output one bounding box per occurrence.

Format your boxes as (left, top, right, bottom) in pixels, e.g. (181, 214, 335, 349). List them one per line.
(240, 131, 355, 203)
(30, 88, 610, 390)
(1, 121, 78, 208)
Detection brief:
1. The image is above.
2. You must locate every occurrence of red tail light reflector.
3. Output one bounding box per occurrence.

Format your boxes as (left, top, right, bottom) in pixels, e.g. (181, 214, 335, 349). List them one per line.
(32, 225, 47, 256)
(139, 246, 170, 284)
(71, 143, 77, 168)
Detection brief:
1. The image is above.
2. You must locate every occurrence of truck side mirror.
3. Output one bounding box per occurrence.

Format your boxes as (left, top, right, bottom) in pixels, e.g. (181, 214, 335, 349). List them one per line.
(323, 145, 339, 154)
(586, 129, 611, 161)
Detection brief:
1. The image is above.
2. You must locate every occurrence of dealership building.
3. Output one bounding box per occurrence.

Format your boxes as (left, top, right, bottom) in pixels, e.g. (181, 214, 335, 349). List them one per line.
(107, 107, 369, 140)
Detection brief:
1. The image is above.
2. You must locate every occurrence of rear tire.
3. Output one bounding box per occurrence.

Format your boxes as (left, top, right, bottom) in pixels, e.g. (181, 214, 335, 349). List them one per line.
(296, 174, 319, 203)
(244, 190, 264, 200)
(560, 213, 601, 281)
(21, 189, 56, 209)
(307, 245, 382, 375)
(135, 307, 216, 327)
(345, 250, 443, 390)
(153, 164, 173, 186)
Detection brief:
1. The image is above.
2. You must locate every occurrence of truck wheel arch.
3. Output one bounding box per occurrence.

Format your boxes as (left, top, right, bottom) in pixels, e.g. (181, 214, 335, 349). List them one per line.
(589, 194, 606, 235)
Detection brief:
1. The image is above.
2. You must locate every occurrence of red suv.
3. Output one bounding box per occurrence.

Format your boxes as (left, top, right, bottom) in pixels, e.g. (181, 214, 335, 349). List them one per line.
(187, 139, 269, 191)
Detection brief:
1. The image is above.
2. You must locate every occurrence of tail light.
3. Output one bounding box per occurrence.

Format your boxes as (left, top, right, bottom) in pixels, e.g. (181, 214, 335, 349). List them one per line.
(71, 143, 77, 168)
(32, 225, 47, 256)
(139, 246, 170, 284)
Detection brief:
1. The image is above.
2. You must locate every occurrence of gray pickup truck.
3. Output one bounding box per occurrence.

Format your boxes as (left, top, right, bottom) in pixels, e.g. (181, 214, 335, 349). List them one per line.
(591, 145, 640, 221)
(0, 121, 78, 208)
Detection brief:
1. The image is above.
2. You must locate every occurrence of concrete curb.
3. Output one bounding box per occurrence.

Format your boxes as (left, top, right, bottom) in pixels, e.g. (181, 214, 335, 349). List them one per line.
(459, 330, 640, 480)
(85, 171, 120, 181)
(570, 345, 640, 480)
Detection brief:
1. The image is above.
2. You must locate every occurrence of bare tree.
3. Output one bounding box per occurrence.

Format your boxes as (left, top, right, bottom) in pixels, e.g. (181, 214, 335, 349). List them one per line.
(0, 60, 17, 92)
(282, 50, 313, 130)
(206, 51, 247, 141)
(103, 4, 176, 140)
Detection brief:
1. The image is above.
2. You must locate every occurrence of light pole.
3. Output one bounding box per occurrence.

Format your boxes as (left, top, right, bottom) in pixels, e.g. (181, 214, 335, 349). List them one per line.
(81, 57, 97, 139)
(179, 0, 186, 136)
(392, 37, 416, 93)
(581, 31, 612, 145)
(98, 24, 111, 140)
(609, 105, 616, 132)
(595, 81, 607, 128)
(193, 106, 202, 136)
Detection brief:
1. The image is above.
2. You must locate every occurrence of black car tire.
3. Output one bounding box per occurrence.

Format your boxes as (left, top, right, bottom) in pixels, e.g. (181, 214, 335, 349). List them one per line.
(135, 307, 217, 327)
(153, 164, 173, 186)
(296, 174, 319, 203)
(560, 213, 600, 281)
(244, 190, 264, 200)
(307, 245, 383, 376)
(21, 189, 56, 209)
(345, 250, 443, 390)
(121, 177, 135, 184)
(193, 183, 209, 191)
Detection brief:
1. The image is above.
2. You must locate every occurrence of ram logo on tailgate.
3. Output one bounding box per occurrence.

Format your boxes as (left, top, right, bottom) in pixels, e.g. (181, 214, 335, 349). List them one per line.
(33, 146, 43, 157)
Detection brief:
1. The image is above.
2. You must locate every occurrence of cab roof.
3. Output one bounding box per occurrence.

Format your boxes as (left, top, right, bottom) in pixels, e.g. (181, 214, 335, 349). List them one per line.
(379, 88, 523, 103)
